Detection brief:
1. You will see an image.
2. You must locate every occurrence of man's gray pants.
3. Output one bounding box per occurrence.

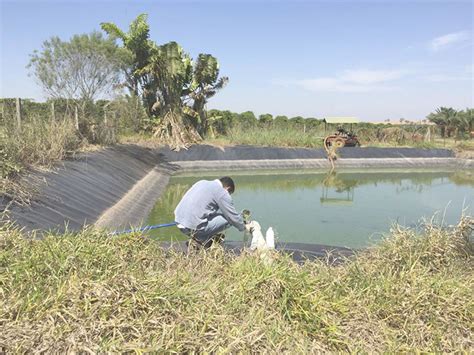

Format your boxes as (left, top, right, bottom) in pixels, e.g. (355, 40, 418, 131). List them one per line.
(178, 214, 230, 247)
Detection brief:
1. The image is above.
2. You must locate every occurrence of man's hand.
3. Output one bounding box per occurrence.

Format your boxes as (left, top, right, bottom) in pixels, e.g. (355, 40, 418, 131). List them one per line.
(242, 209, 251, 224)
(245, 222, 254, 233)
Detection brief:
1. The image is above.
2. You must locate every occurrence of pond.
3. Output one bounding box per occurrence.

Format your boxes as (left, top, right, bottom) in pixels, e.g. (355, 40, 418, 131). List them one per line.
(146, 169, 474, 249)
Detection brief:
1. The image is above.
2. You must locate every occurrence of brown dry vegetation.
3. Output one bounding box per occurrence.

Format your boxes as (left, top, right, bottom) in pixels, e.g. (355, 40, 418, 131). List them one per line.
(1, 119, 82, 209)
(1, 218, 473, 352)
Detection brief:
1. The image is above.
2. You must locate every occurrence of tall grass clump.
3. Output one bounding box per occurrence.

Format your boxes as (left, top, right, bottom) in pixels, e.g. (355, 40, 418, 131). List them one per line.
(1, 119, 81, 206)
(225, 124, 325, 148)
(2, 119, 80, 175)
(0, 218, 472, 352)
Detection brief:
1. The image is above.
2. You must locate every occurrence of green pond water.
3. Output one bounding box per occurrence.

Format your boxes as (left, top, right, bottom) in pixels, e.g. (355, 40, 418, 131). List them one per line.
(146, 169, 474, 248)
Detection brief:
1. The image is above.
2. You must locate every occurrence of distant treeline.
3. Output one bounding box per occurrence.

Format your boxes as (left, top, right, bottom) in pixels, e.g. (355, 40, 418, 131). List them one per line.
(2, 98, 472, 141)
(205, 109, 443, 136)
(0, 97, 419, 136)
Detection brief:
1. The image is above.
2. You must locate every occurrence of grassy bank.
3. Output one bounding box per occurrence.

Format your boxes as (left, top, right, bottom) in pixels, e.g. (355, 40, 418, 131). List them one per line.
(214, 124, 326, 148)
(205, 124, 474, 152)
(1, 219, 472, 352)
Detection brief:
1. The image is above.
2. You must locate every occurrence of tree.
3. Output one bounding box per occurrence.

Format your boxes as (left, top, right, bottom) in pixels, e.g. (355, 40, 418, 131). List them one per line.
(144, 41, 193, 113)
(29, 31, 124, 102)
(305, 117, 321, 129)
(456, 108, 474, 135)
(238, 111, 257, 127)
(190, 54, 229, 135)
(259, 113, 273, 124)
(207, 109, 234, 135)
(274, 115, 288, 126)
(427, 107, 457, 137)
(143, 41, 200, 148)
(101, 14, 229, 148)
(101, 14, 156, 113)
(289, 116, 305, 125)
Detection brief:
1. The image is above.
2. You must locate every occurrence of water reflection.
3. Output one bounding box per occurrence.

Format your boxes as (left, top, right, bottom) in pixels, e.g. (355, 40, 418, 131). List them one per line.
(320, 171, 355, 205)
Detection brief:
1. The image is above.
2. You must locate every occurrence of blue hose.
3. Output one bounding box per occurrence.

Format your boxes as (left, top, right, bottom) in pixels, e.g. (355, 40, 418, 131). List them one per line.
(110, 222, 177, 236)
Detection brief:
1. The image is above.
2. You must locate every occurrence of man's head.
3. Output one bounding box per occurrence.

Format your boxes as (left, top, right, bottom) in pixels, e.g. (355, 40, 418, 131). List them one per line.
(219, 176, 235, 194)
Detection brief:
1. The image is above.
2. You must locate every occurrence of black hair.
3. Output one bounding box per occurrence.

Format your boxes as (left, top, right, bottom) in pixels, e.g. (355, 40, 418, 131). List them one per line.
(219, 176, 235, 194)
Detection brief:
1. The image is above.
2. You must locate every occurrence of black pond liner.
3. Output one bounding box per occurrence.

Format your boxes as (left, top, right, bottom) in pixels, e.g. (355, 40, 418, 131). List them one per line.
(160, 240, 356, 265)
(159, 145, 455, 161)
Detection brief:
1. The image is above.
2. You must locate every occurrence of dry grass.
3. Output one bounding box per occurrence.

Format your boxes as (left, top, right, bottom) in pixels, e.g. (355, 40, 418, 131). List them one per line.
(2, 119, 80, 173)
(1, 119, 81, 209)
(206, 124, 474, 152)
(154, 110, 202, 151)
(218, 124, 325, 148)
(1, 217, 473, 352)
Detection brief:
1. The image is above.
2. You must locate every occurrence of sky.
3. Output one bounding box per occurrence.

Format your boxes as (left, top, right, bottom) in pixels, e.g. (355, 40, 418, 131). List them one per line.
(0, 0, 472, 121)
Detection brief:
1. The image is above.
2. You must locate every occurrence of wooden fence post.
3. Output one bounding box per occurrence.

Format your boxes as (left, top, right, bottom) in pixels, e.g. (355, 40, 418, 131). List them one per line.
(425, 126, 431, 142)
(16, 98, 22, 133)
(112, 111, 117, 142)
(51, 101, 56, 122)
(74, 106, 79, 131)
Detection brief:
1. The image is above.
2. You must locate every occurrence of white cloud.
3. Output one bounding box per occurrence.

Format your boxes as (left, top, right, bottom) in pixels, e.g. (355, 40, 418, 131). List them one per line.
(425, 74, 472, 82)
(296, 69, 405, 93)
(429, 31, 470, 52)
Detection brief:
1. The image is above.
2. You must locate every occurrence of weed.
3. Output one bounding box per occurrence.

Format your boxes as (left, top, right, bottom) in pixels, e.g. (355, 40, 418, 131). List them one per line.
(0, 217, 472, 352)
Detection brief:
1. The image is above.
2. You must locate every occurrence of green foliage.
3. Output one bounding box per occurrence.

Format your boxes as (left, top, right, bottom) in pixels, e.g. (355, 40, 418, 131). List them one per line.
(205, 109, 237, 136)
(226, 123, 324, 148)
(259, 113, 273, 124)
(238, 111, 258, 127)
(110, 94, 148, 133)
(193, 54, 219, 85)
(204, 108, 474, 149)
(0, 98, 50, 123)
(1, 218, 472, 352)
(427, 107, 473, 138)
(101, 14, 229, 147)
(274, 115, 289, 126)
(190, 54, 229, 135)
(28, 31, 125, 102)
(457, 108, 474, 133)
(101, 14, 152, 96)
(147, 41, 194, 111)
(289, 116, 305, 125)
(305, 117, 322, 129)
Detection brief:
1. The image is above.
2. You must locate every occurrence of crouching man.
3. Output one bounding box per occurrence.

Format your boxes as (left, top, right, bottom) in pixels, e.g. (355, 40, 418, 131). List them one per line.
(174, 176, 250, 248)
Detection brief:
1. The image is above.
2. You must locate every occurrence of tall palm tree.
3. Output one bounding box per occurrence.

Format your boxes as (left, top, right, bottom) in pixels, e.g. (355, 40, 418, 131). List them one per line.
(456, 108, 474, 134)
(427, 107, 458, 137)
(101, 14, 157, 114)
(190, 54, 229, 135)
